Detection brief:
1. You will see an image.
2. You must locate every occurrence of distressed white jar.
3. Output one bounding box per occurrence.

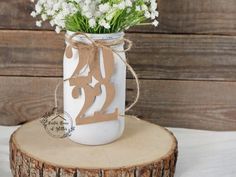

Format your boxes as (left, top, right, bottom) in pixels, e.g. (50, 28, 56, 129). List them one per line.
(63, 31, 126, 145)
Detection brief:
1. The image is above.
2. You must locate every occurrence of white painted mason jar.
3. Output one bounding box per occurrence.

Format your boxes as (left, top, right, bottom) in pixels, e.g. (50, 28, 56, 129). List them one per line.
(63, 31, 126, 145)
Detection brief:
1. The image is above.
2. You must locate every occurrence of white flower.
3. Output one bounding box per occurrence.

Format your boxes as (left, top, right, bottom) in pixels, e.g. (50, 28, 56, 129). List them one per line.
(36, 20, 42, 27)
(41, 14, 47, 21)
(144, 11, 151, 18)
(106, 13, 113, 20)
(98, 19, 110, 29)
(46, 0, 54, 9)
(55, 26, 61, 33)
(117, 2, 125, 9)
(53, 3, 61, 11)
(50, 20, 55, 27)
(89, 18, 96, 28)
(150, 12, 156, 19)
(106, 9, 117, 20)
(84, 11, 92, 18)
(150, 0, 156, 4)
(31, 0, 159, 33)
(30, 11, 37, 18)
(104, 23, 110, 29)
(82, 5, 89, 12)
(154, 11, 159, 17)
(35, 4, 43, 13)
(141, 4, 148, 11)
(94, 11, 102, 18)
(152, 20, 159, 27)
(99, 3, 110, 13)
(150, 2, 157, 11)
(98, 19, 106, 26)
(135, 6, 141, 11)
(85, 0, 91, 4)
(126, 8, 131, 13)
(125, 0, 132, 7)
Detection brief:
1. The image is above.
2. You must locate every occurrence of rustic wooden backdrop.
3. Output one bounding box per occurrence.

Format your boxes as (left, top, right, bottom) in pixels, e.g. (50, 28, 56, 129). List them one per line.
(0, 0, 236, 130)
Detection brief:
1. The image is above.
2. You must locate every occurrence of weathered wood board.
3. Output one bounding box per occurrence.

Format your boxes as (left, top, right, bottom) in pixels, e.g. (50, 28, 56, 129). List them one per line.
(1, 0, 236, 34)
(1, 76, 236, 130)
(1, 30, 236, 81)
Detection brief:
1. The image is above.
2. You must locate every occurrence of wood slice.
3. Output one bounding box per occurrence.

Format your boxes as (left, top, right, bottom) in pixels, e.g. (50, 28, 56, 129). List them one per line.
(9, 115, 178, 177)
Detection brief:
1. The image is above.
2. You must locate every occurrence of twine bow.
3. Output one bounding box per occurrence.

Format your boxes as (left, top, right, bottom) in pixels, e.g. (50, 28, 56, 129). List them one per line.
(54, 32, 140, 123)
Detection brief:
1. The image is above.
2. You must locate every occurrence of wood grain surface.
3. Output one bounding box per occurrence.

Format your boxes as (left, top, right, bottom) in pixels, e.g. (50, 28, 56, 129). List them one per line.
(0, 76, 236, 130)
(0, 0, 236, 34)
(9, 117, 178, 177)
(1, 30, 236, 81)
(135, 0, 236, 35)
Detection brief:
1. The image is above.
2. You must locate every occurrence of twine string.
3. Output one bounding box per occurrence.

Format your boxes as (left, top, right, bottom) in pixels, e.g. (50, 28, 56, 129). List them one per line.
(54, 32, 139, 115)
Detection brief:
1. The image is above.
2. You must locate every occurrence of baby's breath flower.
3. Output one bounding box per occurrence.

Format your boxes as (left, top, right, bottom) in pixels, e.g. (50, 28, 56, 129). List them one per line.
(154, 11, 159, 17)
(152, 20, 159, 27)
(36, 20, 42, 27)
(117, 2, 126, 10)
(85, 0, 91, 5)
(141, 4, 148, 11)
(99, 3, 110, 13)
(50, 20, 55, 27)
(35, 4, 42, 13)
(41, 14, 47, 21)
(144, 11, 151, 18)
(125, 0, 132, 7)
(89, 18, 96, 28)
(30, 11, 37, 18)
(135, 6, 141, 11)
(55, 26, 61, 33)
(150, 13, 156, 19)
(84, 11, 92, 18)
(150, 0, 158, 11)
(98, 19, 106, 27)
(31, 0, 159, 33)
(104, 23, 111, 29)
(126, 8, 131, 13)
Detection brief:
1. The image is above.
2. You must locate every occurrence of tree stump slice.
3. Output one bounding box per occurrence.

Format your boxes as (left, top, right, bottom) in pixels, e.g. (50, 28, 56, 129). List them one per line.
(9, 115, 178, 177)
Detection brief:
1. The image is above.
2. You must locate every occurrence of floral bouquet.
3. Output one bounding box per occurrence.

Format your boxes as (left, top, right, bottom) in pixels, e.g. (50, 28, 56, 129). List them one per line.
(31, 0, 159, 33)
(31, 0, 159, 145)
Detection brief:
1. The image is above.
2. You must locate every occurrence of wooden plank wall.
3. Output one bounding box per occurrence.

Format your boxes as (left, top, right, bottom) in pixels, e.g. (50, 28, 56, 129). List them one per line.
(0, 0, 236, 130)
